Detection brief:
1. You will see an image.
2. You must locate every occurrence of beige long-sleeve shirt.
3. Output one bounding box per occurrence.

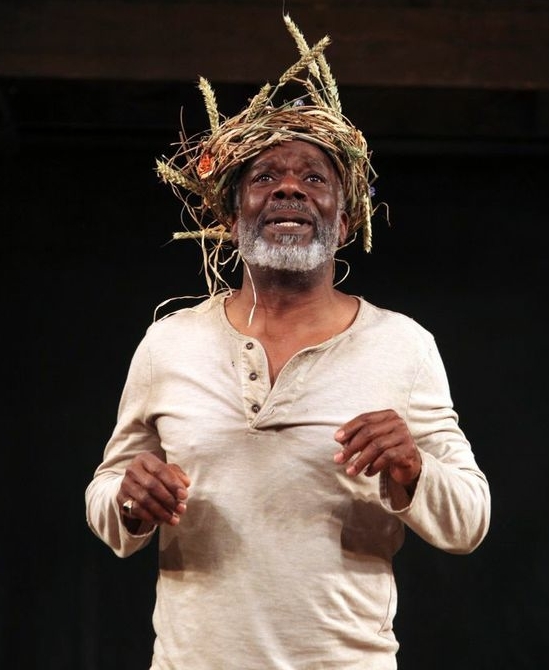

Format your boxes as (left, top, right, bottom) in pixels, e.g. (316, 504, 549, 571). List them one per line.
(85, 294, 490, 669)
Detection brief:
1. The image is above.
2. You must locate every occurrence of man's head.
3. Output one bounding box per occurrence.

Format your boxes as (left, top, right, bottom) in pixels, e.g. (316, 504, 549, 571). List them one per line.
(156, 15, 378, 290)
(232, 140, 348, 273)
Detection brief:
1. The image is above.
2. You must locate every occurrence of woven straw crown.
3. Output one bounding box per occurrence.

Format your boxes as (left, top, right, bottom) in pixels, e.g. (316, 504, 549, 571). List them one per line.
(156, 14, 377, 270)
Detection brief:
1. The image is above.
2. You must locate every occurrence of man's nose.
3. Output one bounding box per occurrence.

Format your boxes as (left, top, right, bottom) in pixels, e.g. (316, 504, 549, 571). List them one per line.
(272, 174, 306, 199)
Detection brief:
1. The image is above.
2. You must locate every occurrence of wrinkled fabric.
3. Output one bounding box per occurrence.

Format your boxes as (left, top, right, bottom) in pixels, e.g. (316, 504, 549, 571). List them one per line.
(86, 294, 490, 669)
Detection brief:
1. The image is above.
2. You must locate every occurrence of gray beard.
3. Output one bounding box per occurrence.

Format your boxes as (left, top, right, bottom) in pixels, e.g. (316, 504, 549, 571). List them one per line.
(237, 219, 340, 272)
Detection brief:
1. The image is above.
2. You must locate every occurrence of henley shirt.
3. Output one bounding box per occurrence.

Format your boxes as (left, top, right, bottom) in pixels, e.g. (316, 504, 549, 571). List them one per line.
(85, 293, 490, 669)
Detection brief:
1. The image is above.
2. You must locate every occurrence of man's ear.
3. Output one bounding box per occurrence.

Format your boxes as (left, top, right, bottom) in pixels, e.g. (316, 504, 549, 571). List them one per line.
(230, 216, 239, 247)
(338, 211, 350, 246)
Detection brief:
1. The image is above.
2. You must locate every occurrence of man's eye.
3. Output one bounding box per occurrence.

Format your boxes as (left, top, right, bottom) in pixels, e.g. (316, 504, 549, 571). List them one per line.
(306, 174, 325, 183)
(253, 173, 273, 183)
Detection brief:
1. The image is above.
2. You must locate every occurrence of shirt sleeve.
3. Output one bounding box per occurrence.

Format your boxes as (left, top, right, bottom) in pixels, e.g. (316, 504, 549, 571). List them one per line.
(379, 338, 491, 554)
(85, 335, 162, 558)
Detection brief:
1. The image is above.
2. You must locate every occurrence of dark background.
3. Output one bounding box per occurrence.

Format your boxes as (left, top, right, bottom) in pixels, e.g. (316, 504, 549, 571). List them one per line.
(1, 2, 548, 669)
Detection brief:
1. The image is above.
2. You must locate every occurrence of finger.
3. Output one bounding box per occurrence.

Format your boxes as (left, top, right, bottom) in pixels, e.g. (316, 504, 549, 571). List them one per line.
(152, 466, 190, 506)
(343, 433, 403, 476)
(334, 417, 395, 464)
(121, 470, 187, 522)
(139, 459, 191, 507)
(334, 409, 397, 445)
(165, 463, 192, 500)
(124, 490, 185, 526)
(348, 437, 421, 482)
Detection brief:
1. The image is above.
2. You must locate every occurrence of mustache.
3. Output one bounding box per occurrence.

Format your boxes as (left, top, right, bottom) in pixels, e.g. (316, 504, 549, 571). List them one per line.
(259, 200, 316, 228)
(267, 201, 313, 214)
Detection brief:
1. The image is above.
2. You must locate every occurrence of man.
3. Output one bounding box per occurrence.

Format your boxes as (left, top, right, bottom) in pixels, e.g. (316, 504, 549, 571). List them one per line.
(85, 16, 490, 669)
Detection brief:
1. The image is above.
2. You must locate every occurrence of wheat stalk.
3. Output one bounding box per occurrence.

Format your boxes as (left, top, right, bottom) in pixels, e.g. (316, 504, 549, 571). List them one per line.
(245, 83, 273, 121)
(198, 77, 220, 133)
(283, 14, 321, 80)
(277, 36, 330, 87)
(156, 159, 197, 189)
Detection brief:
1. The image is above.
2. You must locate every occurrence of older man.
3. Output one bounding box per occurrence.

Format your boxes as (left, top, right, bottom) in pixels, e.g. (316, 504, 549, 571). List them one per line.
(85, 16, 490, 670)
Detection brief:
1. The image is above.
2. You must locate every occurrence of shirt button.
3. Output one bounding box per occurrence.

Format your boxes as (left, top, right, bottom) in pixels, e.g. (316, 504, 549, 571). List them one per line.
(251, 403, 260, 413)
(249, 372, 258, 381)
(245, 342, 254, 350)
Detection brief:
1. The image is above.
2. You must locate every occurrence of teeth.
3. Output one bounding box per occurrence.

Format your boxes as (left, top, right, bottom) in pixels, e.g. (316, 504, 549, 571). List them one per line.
(274, 221, 302, 227)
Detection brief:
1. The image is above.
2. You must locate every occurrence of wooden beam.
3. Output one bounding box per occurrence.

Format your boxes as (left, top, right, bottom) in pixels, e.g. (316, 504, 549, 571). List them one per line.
(1, 2, 548, 90)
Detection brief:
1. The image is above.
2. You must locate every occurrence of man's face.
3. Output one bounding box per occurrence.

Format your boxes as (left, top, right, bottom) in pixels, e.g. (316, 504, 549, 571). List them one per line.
(232, 140, 349, 272)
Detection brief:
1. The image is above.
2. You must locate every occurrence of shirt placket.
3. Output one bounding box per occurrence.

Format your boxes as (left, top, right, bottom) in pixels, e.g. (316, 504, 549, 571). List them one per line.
(240, 339, 272, 425)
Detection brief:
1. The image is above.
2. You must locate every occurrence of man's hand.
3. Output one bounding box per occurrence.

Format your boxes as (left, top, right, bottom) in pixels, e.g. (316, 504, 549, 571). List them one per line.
(333, 409, 421, 490)
(117, 453, 191, 530)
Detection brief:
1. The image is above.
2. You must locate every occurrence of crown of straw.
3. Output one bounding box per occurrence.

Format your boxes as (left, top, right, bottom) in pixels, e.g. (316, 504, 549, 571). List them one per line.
(156, 14, 378, 294)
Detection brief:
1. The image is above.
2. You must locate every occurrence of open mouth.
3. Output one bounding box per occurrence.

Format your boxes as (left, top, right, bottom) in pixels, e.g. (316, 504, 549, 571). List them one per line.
(272, 220, 308, 228)
(265, 220, 313, 241)
(264, 214, 313, 229)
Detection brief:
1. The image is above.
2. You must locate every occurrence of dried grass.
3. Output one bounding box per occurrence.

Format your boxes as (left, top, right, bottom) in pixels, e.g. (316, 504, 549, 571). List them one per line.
(156, 14, 379, 293)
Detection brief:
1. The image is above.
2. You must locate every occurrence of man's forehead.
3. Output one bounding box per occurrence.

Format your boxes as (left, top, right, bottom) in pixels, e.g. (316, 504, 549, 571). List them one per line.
(246, 141, 336, 171)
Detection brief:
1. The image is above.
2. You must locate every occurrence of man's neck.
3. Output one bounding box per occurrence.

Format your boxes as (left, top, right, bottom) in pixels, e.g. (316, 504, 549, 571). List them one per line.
(225, 264, 357, 337)
(239, 260, 332, 306)
(225, 271, 359, 383)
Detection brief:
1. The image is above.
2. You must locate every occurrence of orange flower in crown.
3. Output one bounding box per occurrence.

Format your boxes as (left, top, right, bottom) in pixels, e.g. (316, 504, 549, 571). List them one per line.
(155, 13, 381, 296)
(197, 151, 214, 179)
